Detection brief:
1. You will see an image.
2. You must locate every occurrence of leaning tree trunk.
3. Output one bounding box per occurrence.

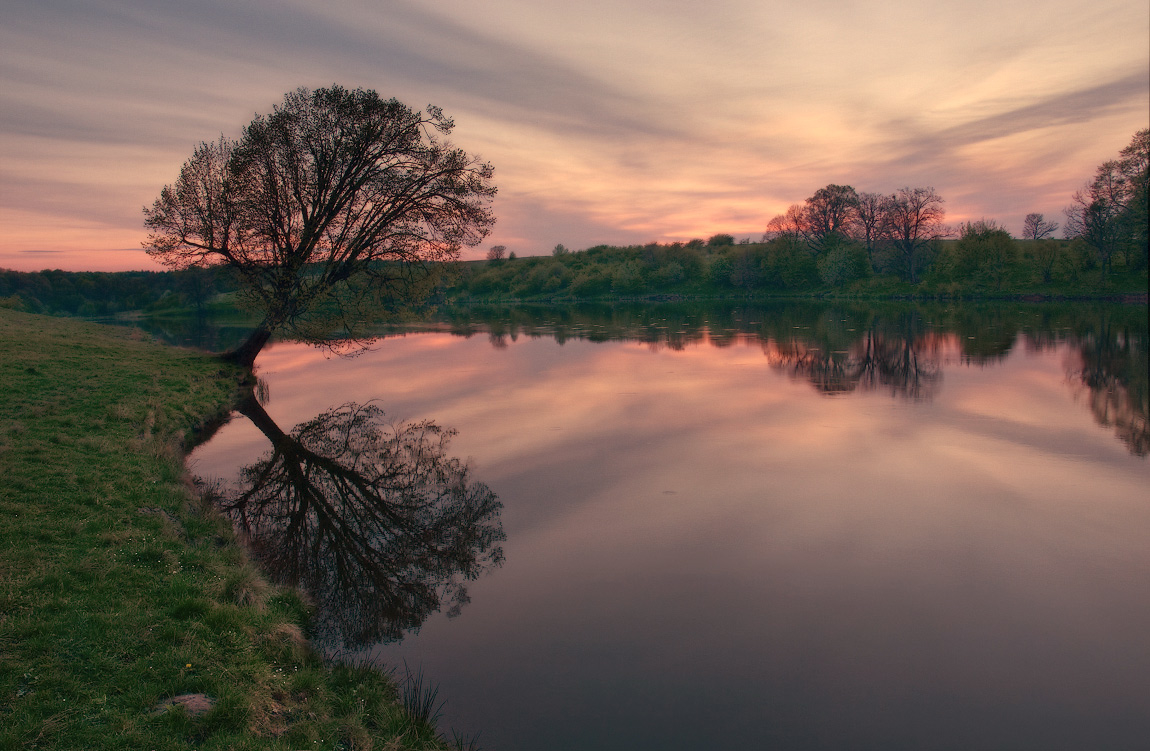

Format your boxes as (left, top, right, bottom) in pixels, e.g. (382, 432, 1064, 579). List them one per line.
(222, 323, 274, 369)
(233, 392, 291, 447)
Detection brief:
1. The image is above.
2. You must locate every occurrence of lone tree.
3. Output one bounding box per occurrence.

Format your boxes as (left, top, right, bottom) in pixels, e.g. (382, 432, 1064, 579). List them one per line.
(763, 184, 860, 255)
(803, 184, 859, 251)
(144, 86, 496, 367)
(1021, 212, 1059, 240)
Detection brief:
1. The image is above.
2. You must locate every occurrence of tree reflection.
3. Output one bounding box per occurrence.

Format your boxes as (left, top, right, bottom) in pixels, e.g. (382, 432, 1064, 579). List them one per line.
(1066, 323, 1149, 456)
(764, 318, 945, 400)
(854, 328, 945, 400)
(219, 395, 505, 648)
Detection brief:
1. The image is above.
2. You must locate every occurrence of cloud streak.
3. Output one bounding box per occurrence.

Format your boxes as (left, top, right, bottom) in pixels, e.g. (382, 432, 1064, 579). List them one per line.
(884, 69, 1150, 167)
(1, 0, 1147, 269)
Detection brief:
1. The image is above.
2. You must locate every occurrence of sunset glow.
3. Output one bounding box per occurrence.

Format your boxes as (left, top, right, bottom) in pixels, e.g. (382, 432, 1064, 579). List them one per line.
(2, 0, 1147, 270)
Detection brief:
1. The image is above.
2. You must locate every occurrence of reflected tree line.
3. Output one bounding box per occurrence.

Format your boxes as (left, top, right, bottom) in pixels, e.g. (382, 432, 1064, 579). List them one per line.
(436, 301, 1148, 455)
(213, 394, 505, 649)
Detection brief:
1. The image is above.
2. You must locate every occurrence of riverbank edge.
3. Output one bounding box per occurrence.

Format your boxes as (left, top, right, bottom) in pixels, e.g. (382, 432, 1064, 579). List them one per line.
(0, 309, 453, 750)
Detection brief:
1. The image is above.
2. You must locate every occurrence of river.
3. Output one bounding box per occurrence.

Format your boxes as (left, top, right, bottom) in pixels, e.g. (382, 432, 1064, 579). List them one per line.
(187, 301, 1149, 750)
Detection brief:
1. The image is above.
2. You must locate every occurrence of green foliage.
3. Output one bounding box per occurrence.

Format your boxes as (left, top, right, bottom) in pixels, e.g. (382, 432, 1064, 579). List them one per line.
(817, 237, 871, 286)
(570, 269, 613, 297)
(0, 293, 29, 311)
(761, 238, 820, 289)
(442, 227, 1135, 301)
(708, 255, 734, 287)
(1061, 238, 1095, 280)
(0, 267, 242, 318)
(611, 260, 646, 294)
(1025, 239, 1063, 284)
(14, 227, 1141, 324)
(1065, 128, 1149, 275)
(942, 221, 1019, 290)
(652, 261, 684, 286)
(1117, 129, 1149, 271)
(522, 260, 573, 295)
(728, 247, 761, 290)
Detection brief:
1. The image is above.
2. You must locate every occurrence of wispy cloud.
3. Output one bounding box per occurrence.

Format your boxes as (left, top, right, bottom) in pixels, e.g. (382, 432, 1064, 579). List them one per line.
(882, 69, 1149, 168)
(1, 0, 1146, 268)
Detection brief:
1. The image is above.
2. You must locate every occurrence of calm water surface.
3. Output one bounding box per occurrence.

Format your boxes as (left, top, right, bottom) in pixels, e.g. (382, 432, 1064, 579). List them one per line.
(190, 303, 1149, 750)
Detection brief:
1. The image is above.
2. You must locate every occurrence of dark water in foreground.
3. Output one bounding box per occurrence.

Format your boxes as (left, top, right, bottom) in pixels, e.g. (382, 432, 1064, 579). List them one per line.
(189, 302, 1149, 750)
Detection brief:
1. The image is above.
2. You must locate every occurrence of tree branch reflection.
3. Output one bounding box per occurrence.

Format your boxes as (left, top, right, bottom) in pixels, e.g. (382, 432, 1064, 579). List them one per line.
(1066, 323, 1149, 456)
(220, 395, 505, 648)
(764, 327, 944, 400)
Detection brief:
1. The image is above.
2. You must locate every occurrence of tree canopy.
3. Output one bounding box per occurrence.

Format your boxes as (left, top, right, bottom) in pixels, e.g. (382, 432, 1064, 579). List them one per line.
(1064, 128, 1148, 275)
(884, 187, 948, 282)
(144, 85, 496, 366)
(764, 184, 948, 281)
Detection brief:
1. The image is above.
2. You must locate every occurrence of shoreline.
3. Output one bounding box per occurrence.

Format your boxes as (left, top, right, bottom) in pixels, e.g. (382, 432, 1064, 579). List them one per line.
(0, 309, 457, 750)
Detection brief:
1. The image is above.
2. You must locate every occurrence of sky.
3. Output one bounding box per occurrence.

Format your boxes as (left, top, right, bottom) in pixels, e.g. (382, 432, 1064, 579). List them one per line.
(1, 0, 1147, 271)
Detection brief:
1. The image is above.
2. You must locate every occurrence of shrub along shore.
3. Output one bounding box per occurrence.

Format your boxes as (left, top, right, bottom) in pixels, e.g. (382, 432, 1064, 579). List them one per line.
(447, 238, 1147, 305)
(0, 309, 454, 750)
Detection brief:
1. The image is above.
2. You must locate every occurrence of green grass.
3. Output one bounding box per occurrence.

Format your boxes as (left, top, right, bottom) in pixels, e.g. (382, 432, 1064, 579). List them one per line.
(0, 309, 452, 750)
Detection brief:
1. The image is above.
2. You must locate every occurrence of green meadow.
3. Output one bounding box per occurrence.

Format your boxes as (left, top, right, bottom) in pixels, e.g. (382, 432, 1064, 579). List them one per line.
(0, 309, 455, 750)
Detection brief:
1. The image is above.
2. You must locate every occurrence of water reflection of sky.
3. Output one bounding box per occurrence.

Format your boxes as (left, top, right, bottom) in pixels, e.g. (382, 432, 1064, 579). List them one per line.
(191, 331, 1150, 751)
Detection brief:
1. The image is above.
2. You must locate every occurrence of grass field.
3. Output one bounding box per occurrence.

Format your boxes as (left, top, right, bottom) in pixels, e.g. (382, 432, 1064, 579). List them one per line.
(0, 309, 454, 750)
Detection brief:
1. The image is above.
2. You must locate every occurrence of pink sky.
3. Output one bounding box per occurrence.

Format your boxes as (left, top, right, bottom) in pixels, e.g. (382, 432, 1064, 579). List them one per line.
(2, 0, 1147, 272)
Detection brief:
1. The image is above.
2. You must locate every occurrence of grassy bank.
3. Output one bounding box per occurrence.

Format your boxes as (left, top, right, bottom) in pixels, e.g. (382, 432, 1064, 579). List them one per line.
(0, 310, 453, 750)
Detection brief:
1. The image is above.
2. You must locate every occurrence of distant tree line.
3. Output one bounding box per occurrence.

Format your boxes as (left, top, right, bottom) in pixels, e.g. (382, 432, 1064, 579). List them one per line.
(0, 266, 241, 316)
(452, 129, 1146, 300)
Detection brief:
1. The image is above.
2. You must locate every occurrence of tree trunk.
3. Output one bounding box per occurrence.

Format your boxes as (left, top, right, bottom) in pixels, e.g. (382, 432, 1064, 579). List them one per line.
(902, 244, 918, 283)
(222, 323, 273, 368)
